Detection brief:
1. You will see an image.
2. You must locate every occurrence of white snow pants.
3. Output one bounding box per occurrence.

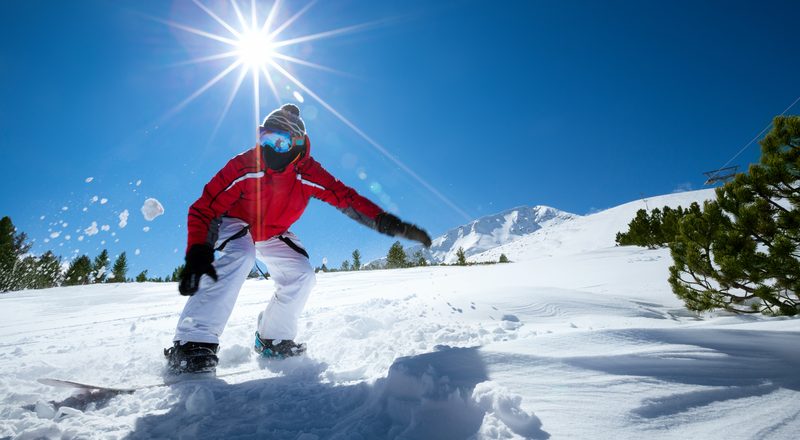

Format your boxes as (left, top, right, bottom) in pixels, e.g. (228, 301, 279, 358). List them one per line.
(173, 217, 316, 344)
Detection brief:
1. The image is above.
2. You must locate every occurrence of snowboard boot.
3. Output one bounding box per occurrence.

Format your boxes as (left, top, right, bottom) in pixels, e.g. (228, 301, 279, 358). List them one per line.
(254, 332, 306, 359)
(164, 341, 219, 374)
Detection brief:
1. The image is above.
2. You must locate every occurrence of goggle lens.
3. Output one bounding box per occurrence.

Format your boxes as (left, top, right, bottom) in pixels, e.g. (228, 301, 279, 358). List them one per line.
(259, 129, 305, 153)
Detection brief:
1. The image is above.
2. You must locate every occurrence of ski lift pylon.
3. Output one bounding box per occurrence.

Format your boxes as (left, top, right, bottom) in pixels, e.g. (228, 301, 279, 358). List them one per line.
(703, 165, 739, 185)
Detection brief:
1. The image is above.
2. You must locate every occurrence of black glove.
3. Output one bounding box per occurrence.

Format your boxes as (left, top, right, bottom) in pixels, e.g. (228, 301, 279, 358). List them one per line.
(179, 244, 218, 296)
(376, 213, 433, 248)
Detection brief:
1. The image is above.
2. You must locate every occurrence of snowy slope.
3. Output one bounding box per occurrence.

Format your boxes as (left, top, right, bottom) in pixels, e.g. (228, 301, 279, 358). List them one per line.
(473, 188, 718, 262)
(375, 205, 576, 266)
(2, 188, 799, 439)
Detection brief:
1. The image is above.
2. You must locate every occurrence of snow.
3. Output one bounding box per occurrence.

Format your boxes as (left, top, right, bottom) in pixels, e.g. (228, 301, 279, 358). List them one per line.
(118, 210, 129, 229)
(377, 205, 576, 266)
(141, 198, 164, 221)
(85, 177, 93, 183)
(83, 222, 99, 236)
(1, 188, 798, 439)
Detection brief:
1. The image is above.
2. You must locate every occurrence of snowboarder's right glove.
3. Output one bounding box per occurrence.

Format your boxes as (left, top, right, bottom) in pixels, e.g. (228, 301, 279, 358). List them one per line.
(179, 244, 218, 296)
(376, 213, 433, 248)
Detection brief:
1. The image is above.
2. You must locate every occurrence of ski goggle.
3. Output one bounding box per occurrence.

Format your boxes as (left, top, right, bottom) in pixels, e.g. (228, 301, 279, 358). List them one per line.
(259, 128, 305, 153)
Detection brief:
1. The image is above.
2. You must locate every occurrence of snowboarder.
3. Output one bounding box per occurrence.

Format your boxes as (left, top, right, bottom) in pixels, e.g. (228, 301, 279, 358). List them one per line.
(165, 104, 432, 374)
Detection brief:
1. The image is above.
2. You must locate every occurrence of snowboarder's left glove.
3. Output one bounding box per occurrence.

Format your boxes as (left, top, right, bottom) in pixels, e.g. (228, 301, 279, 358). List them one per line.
(376, 213, 432, 248)
(179, 244, 218, 296)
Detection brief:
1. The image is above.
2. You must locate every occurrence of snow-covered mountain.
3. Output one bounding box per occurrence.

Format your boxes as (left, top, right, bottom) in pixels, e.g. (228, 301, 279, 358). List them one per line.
(374, 205, 577, 266)
(2, 187, 798, 439)
(473, 188, 718, 263)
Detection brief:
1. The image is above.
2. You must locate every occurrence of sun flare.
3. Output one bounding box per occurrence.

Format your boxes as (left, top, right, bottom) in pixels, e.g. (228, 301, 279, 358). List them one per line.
(236, 30, 275, 68)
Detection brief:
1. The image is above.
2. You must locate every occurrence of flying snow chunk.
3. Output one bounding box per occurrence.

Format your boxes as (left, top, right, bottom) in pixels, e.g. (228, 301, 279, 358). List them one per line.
(135, 248, 141, 256)
(119, 210, 129, 228)
(143, 226, 150, 232)
(141, 198, 164, 221)
(100, 198, 108, 205)
(136, 180, 142, 187)
(50, 232, 61, 239)
(61, 207, 68, 211)
(84, 222, 99, 236)
(292, 91, 305, 103)
(85, 177, 93, 183)
(101, 225, 110, 232)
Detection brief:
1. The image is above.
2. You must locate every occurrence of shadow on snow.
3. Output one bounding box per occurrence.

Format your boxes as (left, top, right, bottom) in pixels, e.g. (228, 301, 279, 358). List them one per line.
(126, 346, 549, 439)
(562, 328, 800, 419)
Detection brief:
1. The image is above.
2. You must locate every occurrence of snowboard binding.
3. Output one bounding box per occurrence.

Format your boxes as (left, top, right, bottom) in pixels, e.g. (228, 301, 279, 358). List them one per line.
(164, 341, 219, 374)
(254, 332, 306, 359)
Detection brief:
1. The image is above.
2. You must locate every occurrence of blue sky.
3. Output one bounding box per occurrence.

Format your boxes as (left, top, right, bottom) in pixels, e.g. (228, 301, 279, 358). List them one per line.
(1, 0, 799, 277)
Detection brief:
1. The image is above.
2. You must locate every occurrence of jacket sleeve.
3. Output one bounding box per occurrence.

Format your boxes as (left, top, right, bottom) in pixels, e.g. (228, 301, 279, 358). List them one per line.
(186, 151, 260, 250)
(297, 157, 384, 230)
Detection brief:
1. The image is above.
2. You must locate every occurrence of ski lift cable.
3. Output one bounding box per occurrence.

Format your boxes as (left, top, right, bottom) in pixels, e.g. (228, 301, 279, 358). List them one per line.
(713, 94, 800, 176)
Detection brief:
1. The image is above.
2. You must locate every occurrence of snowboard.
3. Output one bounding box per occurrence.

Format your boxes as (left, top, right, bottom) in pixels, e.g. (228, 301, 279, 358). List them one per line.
(38, 369, 253, 394)
(38, 378, 146, 394)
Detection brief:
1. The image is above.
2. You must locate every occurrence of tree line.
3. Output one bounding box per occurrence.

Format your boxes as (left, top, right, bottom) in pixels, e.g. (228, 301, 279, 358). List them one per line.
(0, 216, 182, 292)
(615, 115, 799, 316)
(318, 244, 510, 273)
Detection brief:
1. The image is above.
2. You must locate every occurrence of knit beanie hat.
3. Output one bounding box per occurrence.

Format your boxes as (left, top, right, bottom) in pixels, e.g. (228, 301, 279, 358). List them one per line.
(261, 103, 306, 139)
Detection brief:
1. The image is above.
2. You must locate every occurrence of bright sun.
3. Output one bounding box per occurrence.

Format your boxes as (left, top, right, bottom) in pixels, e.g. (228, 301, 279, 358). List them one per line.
(236, 30, 274, 68)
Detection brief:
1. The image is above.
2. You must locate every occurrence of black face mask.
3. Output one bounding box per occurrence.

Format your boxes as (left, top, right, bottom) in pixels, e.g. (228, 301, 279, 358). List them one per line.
(263, 146, 303, 171)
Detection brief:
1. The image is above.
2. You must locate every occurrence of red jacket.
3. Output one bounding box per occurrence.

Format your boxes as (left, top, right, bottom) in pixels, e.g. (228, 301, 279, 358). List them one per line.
(187, 139, 384, 249)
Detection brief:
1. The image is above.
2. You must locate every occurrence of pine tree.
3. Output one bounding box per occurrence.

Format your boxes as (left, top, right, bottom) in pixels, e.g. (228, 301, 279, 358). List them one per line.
(135, 270, 148, 282)
(92, 249, 110, 283)
(499, 253, 510, 263)
(28, 251, 62, 289)
(171, 264, 185, 282)
(0, 216, 32, 292)
(413, 250, 427, 267)
(386, 241, 407, 269)
(616, 209, 658, 248)
(340, 260, 351, 271)
(352, 249, 361, 271)
(456, 247, 467, 266)
(110, 252, 128, 283)
(64, 255, 92, 286)
(669, 115, 800, 316)
(15, 255, 38, 290)
(616, 205, 695, 248)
